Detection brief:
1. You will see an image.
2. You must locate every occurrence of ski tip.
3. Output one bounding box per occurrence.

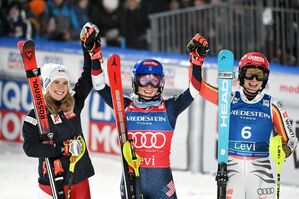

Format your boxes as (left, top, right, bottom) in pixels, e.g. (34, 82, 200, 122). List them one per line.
(17, 40, 25, 51)
(108, 54, 120, 67)
(17, 40, 35, 52)
(111, 54, 120, 60)
(218, 49, 233, 58)
(218, 49, 234, 65)
(23, 39, 35, 48)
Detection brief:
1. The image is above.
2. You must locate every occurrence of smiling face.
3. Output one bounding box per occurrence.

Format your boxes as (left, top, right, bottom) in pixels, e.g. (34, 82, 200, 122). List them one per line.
(136, 74, 162, 100)
(137, 85, 159, 100)
(48, 78, 69, 101)
(242, 67, 264, 94)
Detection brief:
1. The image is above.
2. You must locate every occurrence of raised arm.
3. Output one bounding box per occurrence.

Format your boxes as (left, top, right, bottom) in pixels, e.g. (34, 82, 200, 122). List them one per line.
(80, 22, 131, 108)
(187, 33, 218, 105)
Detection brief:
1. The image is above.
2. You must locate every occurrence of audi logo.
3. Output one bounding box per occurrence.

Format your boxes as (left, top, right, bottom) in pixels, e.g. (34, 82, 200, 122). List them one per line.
(257, 187, 275, 195)
(128, 132, 167, 149)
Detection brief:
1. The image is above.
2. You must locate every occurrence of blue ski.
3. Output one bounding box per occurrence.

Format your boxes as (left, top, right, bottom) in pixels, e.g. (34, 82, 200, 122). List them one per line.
(216, 49, 234, 199)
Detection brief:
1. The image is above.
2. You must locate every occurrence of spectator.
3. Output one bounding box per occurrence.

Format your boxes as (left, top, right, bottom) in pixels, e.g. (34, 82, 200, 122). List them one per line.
(0, 0, 10, 36)
(169, 0, 181, 10)
(72, 0, 90, 40)
(90, 0, 123, 47)
(6, 1, 32, 39)
(121, 0, 149, 49)
(27, 0, 49, 39)
(45, 0, 80, 41)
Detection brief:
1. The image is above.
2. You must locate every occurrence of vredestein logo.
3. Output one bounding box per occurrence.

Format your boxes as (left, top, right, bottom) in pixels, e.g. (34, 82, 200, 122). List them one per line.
(127, 116, 167, 122)
(32, 78, 46, 120)
(230, 110, 271, 118)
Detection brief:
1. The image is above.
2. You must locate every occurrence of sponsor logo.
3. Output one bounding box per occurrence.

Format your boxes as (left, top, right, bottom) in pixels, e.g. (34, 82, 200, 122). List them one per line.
(58, 69, 66, 73)
(263, 99, 269, 107)
(32, 69, 39, 76)
(126, 116, 166, 122)
(280, 84, 299, 94)
(128, 132, 166, 149)
(89, 91, 114, 122)
(277, 101, 284, 108)
(285, 119, 295, 137)
(8, 51, 24, 70)
(25, 51, 33, 60)
(142, 155, 156, 166)
(232, 97, 239, 104)
(248, 55, 265, 63)
(47, 132, 54, 140)
(231, 110, 271, 119)
(257, 187, 275, 195)
(42, 56, 63, 65)
(89, 122, 120, 155)
(32, 79, 46, 120)
(219, 80, 229, 128)
(50, 114, 62, 124)
(0, 111, 25, 142)
(233, 142, 256, 151)
(142, 61, 159, 66)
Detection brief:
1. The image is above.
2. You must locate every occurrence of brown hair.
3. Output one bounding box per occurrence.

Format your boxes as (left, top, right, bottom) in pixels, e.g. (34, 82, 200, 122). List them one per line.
(44, 90, 75, 116)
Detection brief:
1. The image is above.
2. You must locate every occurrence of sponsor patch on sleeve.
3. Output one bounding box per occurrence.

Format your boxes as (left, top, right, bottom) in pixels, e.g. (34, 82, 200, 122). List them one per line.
(24, 116, 38, 126)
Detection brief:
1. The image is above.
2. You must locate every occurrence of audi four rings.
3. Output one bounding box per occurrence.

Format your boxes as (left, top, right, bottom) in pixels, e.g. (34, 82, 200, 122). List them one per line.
(128, 132, 167, 149)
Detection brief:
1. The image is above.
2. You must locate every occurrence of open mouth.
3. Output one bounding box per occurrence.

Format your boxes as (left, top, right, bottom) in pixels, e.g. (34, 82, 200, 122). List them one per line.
(54, 90, 65, 96)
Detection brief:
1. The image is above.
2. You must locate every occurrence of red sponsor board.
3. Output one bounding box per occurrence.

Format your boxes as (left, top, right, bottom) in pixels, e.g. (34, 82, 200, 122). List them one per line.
(0, 110, 25, 142)
(88, 121, 120, 155)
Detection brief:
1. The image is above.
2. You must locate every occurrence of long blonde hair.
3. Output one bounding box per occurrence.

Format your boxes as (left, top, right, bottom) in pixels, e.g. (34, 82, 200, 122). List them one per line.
(44, 90, 75, 116)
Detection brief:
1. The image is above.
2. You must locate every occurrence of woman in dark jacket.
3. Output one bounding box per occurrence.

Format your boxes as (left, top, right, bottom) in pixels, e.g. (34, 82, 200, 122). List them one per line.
(22, 39, 95, 198)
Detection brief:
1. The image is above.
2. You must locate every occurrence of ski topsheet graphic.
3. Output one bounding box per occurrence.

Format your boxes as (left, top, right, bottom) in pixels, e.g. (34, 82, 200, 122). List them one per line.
(215, 49, 234, 199)
(107, 54, 143, 199)
(18, 40, 64, 199)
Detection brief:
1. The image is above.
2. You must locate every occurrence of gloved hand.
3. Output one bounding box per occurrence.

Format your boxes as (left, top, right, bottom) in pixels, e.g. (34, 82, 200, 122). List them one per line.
(80, 22, 102, 61)
(63, 138, 83, 157)
(187, 33, 209, 66)
(282, 143, 291, 158)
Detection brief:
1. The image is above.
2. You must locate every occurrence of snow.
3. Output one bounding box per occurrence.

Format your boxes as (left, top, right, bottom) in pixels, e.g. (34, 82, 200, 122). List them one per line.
(1, 141, 299, 199)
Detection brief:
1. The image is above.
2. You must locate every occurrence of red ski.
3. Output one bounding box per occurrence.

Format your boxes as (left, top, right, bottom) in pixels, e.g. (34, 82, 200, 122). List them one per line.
(107, 54, 143, 199)
(18, 40, 64, 199)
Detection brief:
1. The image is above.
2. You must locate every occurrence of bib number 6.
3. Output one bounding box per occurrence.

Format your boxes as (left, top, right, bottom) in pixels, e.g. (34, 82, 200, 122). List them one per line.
(241, 126, 252, 139)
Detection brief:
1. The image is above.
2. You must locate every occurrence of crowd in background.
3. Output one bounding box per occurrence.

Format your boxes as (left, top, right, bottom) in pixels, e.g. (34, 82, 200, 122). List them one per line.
(0, 0, 218, 50)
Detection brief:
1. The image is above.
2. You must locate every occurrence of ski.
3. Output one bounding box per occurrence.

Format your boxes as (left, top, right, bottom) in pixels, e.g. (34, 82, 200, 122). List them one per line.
(270, 135, 286, 199)
(216, 49, 234, 199)
(107, 54, 143, 199)
(17, 40, 64, 199)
